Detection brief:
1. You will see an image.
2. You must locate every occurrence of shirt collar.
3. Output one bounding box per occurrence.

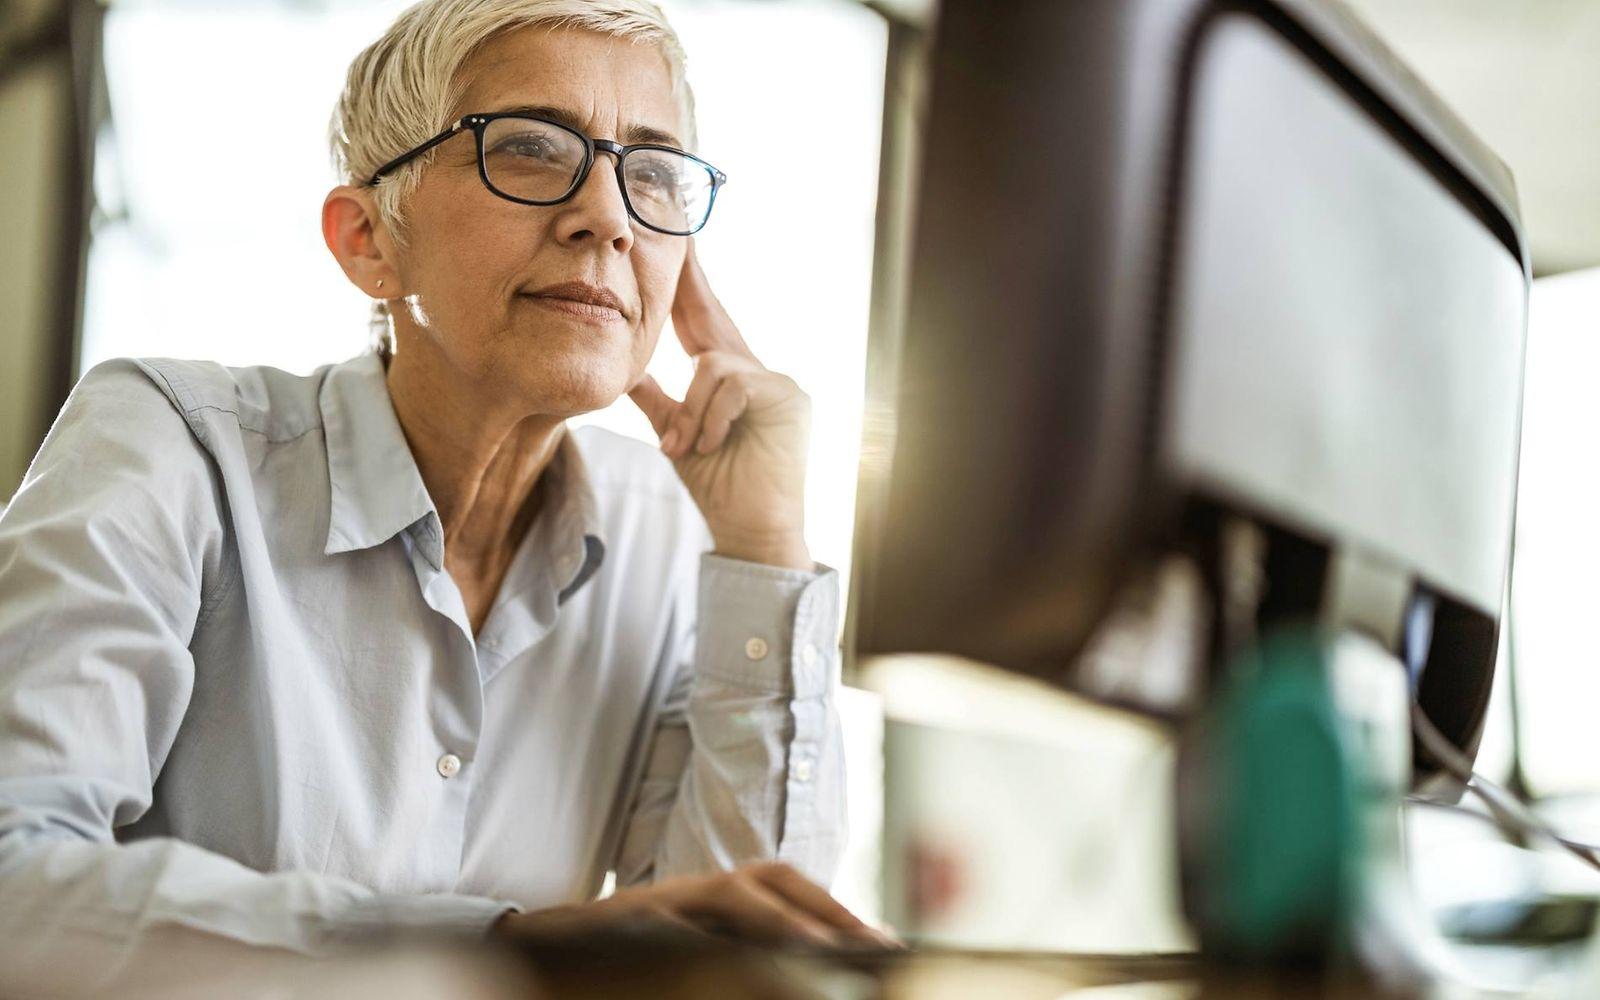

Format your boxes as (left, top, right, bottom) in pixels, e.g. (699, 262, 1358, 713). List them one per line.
(318, 351, 606, 601)
(542, 429, 607, 603)
(320, 352, 436, 560)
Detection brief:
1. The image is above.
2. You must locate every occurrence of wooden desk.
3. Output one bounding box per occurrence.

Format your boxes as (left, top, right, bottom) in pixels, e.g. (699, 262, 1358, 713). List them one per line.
(102, 933, 1573, 999)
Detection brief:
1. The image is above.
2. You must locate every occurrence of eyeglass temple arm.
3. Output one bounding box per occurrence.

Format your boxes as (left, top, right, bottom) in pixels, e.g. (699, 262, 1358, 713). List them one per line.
(367, 121, 468, 186)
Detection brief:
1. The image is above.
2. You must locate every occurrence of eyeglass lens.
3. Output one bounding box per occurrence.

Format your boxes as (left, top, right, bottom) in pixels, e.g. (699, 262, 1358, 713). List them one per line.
(480, 117, 716, 234)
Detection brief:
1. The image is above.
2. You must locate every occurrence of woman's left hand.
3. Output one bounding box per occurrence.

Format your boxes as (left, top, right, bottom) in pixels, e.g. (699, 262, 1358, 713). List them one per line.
(628, 243, 813, 571)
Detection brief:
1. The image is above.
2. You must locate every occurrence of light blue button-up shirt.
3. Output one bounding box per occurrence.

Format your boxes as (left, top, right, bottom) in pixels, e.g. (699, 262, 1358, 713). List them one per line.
(0, 352, 845, 993)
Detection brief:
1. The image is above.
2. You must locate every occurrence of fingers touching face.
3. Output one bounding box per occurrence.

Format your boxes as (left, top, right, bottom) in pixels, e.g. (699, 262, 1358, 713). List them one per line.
(664, 350, 754, 457)
(628, 349, 798, 461)
(670, 242, 754, 358)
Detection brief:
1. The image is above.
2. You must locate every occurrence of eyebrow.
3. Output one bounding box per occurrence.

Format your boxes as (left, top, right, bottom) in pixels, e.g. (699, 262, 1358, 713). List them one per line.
(487, 104, 683, 149)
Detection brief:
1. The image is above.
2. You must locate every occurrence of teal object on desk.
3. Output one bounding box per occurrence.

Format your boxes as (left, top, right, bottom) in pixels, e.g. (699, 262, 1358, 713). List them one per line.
(1184, 629, 1361, 961)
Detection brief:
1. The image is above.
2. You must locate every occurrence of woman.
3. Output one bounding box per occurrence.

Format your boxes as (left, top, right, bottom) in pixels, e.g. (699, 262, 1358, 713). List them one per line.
(0, 0, 884, 989)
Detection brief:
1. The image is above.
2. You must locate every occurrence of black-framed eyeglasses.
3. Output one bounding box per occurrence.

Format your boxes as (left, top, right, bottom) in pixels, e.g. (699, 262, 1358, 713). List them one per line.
(367, 112, 727, 236)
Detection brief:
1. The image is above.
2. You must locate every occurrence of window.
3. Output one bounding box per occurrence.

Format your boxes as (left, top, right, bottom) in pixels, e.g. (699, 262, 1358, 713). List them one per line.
(1503, 266, 1600, 796)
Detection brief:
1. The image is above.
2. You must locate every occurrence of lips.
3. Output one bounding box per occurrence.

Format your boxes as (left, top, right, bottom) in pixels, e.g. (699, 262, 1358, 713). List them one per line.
(524, 281, 627, 320)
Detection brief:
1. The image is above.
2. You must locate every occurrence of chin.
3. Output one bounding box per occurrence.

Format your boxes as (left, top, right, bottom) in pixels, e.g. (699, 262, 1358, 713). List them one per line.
(502, 348, 635, 417)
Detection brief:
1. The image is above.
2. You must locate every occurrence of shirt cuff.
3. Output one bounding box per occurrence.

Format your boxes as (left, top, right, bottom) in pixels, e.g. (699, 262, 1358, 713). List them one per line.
(324, 893, 522, 946)
(695, 553, 839, 697)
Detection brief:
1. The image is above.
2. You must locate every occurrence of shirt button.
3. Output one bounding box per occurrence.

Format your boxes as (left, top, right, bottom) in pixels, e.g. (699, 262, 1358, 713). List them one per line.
(436, 753, 462, 779)
(744, 636, 769, 660)
(793, 757, 814, 783)
(800, 643, 819, 668)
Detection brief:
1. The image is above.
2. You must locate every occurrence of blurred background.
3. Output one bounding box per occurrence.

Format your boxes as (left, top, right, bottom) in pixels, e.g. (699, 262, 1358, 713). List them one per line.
(3, 0, 1600, 958)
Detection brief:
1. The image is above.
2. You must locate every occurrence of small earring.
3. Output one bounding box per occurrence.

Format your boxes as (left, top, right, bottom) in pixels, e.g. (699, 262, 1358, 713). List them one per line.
(376, 279, 385, 290)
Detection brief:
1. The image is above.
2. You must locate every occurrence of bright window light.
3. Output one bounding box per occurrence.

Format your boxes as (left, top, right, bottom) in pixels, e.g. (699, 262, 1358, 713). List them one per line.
(1506, 266, 1600, 796)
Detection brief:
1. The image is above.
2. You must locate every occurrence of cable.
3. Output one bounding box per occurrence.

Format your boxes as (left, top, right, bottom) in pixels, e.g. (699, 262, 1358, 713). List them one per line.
(1403, 795, 1600, 858)
(1409, 700, 1600, 874)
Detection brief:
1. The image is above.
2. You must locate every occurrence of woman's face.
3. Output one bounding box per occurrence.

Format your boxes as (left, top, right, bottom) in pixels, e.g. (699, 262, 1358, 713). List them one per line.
(387, 26, 690, 416)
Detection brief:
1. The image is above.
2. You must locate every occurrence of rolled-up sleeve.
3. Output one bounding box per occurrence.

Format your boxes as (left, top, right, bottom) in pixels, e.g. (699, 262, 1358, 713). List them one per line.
(0, 362, 513, 995)
(613, 552, 848, 890)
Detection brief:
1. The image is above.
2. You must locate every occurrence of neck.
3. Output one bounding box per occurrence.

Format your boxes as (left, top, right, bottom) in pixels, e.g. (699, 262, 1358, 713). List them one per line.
(383, 340, 565, 568)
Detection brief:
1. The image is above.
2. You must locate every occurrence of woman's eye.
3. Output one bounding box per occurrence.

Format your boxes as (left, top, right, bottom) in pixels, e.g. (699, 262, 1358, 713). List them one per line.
(497, 136, 552, 158)
(628, 162, 680, 195)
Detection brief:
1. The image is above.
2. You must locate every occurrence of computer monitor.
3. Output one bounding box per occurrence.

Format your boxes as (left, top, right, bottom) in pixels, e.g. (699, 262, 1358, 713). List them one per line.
(851, 0, 1530, 780)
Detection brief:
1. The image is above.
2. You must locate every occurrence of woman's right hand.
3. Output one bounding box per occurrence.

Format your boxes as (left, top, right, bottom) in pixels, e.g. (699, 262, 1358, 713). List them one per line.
(491, 862, 898, 950)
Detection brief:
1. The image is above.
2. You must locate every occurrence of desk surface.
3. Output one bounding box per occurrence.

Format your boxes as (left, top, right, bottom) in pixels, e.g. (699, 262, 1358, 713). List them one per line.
(107, 938, 1550, 1000)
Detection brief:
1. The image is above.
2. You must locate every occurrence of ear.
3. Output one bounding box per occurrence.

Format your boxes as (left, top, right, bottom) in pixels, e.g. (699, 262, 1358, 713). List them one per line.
(322, 185, 401, 299)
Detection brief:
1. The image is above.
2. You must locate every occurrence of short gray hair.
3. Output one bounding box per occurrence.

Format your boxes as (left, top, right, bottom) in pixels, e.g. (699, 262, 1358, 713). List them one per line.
(330, 0, 697, 238)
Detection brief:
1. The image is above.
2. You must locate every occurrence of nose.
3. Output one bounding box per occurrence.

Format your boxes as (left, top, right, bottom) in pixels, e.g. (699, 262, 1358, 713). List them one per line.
(555, 150, 634, 254)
